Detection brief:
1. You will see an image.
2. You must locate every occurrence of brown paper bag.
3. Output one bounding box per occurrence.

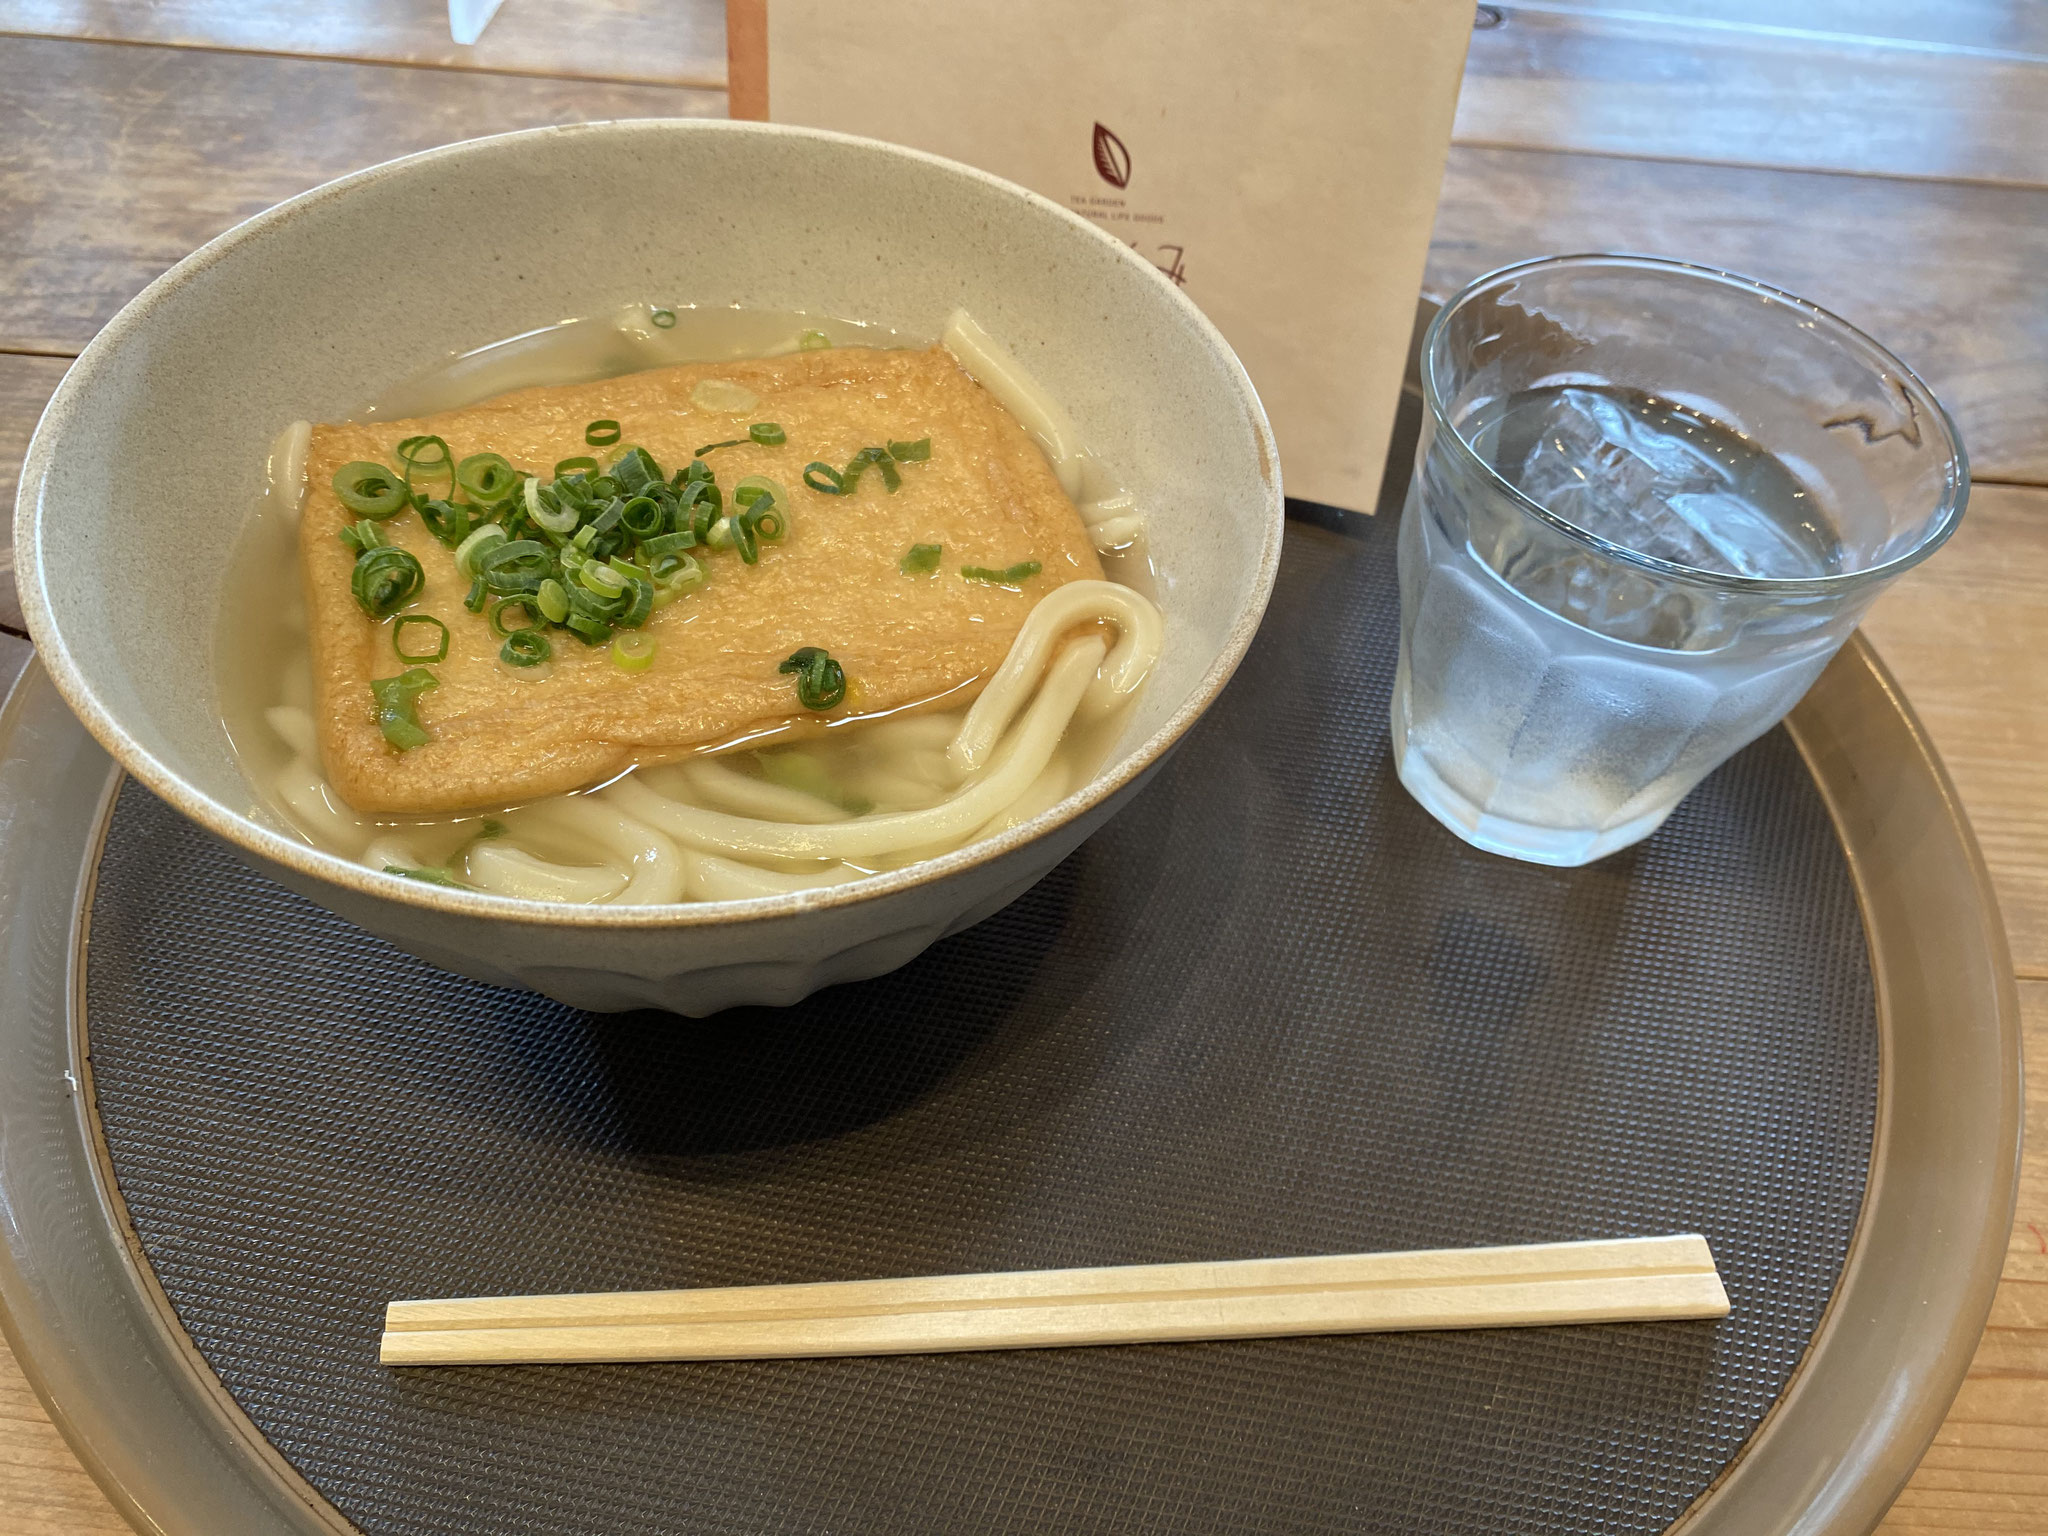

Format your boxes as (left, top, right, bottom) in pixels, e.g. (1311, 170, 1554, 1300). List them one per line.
(728, 0, 1469, 510)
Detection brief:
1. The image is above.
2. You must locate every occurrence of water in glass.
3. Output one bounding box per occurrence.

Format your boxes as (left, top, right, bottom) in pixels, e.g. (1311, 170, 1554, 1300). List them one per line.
(1395, 386, 1847, 864)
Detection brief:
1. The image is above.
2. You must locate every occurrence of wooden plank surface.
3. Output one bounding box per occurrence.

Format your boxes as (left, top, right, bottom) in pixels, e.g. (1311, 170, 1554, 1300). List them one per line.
(0, 0, 726, 86)
(1459, 7, 2048, 185)
(0, 353, 66, 633)
(1427, 144, 2048, 488)
(0, 1348, 127, 1534)
(1861, 486, 2048, 977)
(1875, 981, 2048, 1533)
(1503, 1, 2048, 58)
(0, 35, 722, 354)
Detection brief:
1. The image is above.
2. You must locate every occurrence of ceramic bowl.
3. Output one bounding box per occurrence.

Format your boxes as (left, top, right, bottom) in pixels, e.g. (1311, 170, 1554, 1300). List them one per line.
(16, 119, 1282, 1014)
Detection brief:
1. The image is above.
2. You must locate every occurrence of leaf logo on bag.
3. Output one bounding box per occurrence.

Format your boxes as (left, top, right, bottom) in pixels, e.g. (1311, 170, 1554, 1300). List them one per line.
(1092, 122, 1131, 188)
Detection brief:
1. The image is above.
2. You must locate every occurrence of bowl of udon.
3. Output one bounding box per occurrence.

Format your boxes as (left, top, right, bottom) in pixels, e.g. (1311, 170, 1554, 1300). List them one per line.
(16, 119, 1282, 1014)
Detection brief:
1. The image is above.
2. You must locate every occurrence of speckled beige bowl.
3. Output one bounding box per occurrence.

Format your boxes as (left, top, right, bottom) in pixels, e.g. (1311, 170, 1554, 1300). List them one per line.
(16, 120, 1282, 1014)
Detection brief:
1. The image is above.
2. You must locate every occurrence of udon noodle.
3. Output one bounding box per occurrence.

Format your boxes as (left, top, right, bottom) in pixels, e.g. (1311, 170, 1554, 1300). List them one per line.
(227, 307, 1161, 906)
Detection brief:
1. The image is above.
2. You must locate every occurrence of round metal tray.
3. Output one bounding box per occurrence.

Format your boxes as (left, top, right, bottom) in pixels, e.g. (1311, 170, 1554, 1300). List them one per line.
(0, 510, 2019, 1534)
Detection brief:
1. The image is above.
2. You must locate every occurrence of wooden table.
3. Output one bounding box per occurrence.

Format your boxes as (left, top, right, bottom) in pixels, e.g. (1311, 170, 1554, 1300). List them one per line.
(1, 4, 2043, 1530)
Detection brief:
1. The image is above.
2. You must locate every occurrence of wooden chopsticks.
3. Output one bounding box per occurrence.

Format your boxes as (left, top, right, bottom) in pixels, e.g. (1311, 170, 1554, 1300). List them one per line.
(380, 1234, 1727, 1367)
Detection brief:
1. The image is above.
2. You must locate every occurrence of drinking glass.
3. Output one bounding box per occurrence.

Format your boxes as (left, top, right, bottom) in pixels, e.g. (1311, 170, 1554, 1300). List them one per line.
(1393, 255, 1967, 865)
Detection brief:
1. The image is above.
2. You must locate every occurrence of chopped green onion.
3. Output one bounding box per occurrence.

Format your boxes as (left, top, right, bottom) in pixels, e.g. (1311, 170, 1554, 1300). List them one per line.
(392, 613, 449, 663)
(561, 587, 616, 634)
(489, 597, 542, 638)
(370, 667, 437, 750)
(651, 308, 677, 329)
(618, 496, 665, 538)
(900, 542, 942, 574)
(561, 573, 607, 610)
(351, 546, 425, 618)
(394, 434, 451, 470)
(734, 480, 787, 546)
(745, 503, 787, 544)
(612, 632, 657, 672)
(610, 447, 665, 494)
(690, 494, 721, 545)
(499, 629, 552, 668)
(679, 475, 722, 525)
(778, 647, 847, 711)
(416, 497, 474, 548)
(961, 560, 1043, 586)
(553, 455, 600, 479)
(694, 438, 747, 457)
(579, 561, 629, 598)
(803, 463, 844, 495)
(529, 486, 579, 535)
(749, 422, 786, 446)
(454, 523, 508, 579)
(476, 539, 552, 595)
(888, 438, 932, 462)
(333, 462, 407, 518)
(585, 419, 622, 447)
(464, 576, 487, 613)
(338, 519, 386, 554)
(620, 577, 656, 627)
(733, 475, 789, 511)
(838, 447, 879, 495)
(395, 434, 454, 505)
(798, 329, 832, 350)
(639, 530, 696, 558)
(841, 445, 902, 496)
(384, 864, 465, 887)
(536, 578, 570, 623)
(455, 452, 518, 505)
(648, 551, 705, 603)
(572, 524, 599, 552)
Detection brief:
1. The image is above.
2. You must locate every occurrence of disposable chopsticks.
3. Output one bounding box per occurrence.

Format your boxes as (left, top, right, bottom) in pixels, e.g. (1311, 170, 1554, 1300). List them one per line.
(380, 1234, 1727, 1367)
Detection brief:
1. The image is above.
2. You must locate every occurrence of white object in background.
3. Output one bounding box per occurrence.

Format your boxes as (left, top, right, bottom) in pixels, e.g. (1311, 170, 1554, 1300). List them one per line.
(448, 0, 506, 45)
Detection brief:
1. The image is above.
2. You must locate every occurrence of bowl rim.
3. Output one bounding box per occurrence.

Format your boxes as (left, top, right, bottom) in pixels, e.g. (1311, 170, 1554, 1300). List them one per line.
(15, 117, 1286, 930)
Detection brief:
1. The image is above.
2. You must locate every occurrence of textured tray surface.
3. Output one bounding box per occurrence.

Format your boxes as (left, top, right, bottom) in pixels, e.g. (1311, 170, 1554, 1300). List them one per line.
(82, 516, 1878, 1536)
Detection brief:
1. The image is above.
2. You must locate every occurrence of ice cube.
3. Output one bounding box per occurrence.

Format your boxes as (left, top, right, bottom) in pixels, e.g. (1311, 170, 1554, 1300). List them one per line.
(1500, 387, 1736, 572)
(1495, 545, 1726, 651)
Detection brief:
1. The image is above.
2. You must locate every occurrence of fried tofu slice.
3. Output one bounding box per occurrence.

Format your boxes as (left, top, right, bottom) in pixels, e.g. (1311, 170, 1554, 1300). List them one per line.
(300, 346, 1104, 815)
